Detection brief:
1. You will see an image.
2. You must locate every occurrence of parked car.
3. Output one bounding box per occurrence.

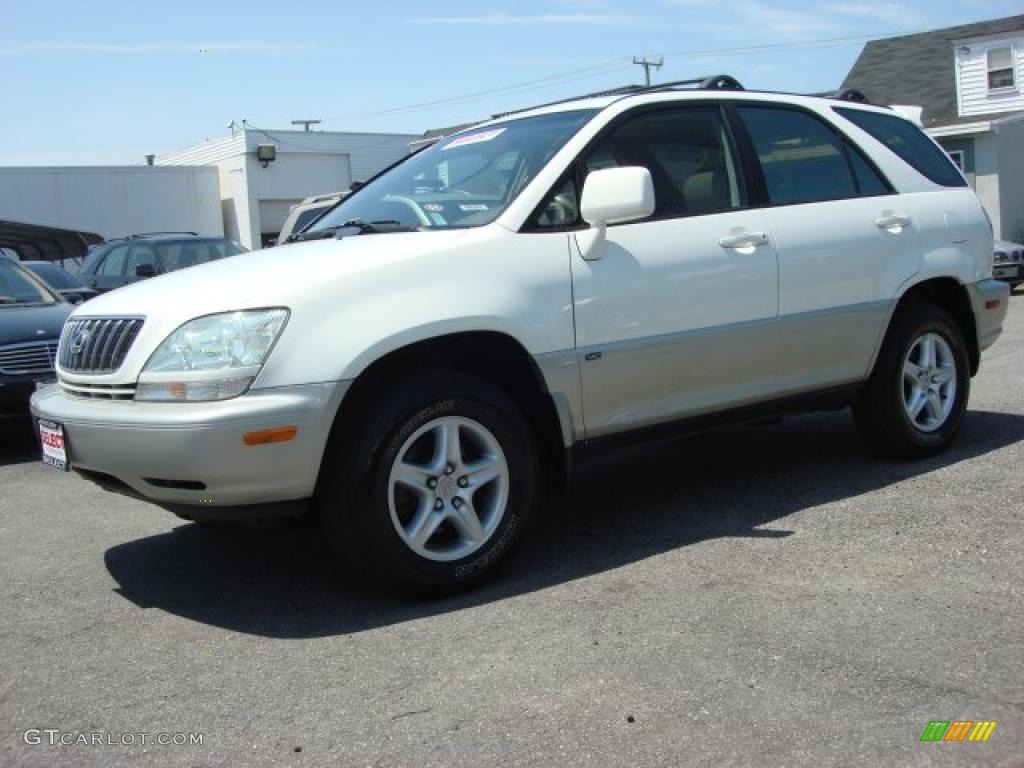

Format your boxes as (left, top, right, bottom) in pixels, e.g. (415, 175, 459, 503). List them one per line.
(33, 78, 1008, 590)
(78, 233, 247, 294)
(0, 259, 71, 417)
(22, 261, 99, 304)
(992, 239, 1023, 289)
(275, 192, 348, 245)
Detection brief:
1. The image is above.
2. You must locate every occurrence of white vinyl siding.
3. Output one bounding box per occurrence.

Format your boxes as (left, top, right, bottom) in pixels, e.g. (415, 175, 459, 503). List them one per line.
(956, 35, 1024, 117)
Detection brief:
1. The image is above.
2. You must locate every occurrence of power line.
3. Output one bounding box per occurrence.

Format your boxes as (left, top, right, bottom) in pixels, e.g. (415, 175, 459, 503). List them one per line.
(341, 58, 633, 119)
(320, 28, 911, 125)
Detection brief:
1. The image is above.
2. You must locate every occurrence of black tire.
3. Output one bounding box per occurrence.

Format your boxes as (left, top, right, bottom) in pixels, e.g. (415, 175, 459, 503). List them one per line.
(853, 302, 970, 459)
(317, 370, 538, 592)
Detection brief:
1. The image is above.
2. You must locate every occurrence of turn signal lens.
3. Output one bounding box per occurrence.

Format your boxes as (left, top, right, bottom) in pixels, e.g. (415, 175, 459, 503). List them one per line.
(243, 426, 298, 446)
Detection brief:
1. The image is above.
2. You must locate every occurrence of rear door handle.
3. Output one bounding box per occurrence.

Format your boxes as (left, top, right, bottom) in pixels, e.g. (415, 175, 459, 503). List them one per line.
(719, 231, 769, 250)
(875, 212, 912, 232)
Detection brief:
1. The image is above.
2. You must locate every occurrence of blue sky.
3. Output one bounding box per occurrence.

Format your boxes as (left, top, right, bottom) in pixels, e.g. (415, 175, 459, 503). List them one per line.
(1, 0, 1018, 164)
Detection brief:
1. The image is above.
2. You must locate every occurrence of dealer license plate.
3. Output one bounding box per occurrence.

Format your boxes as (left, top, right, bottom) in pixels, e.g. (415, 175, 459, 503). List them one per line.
(38, 419, 70, 472)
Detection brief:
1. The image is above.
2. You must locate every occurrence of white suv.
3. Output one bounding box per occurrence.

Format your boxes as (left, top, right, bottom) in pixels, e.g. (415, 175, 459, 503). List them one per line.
(32, 78, 1009, 590)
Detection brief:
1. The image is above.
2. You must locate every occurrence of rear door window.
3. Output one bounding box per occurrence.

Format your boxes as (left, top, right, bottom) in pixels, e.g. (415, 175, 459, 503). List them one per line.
(737, 106, 857, 205)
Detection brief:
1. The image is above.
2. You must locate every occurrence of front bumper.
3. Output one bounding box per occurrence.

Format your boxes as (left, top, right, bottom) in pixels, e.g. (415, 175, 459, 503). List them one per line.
(30, 381, 349, 516)
(967, 278, 1010, 353)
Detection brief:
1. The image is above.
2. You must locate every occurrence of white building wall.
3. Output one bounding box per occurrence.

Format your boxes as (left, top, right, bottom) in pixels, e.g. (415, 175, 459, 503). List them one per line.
(996, 119, 1024, 240)
(0, 166, 222, 240)
(159, 129, 416, 249)
(955, 34, 1024, 117)
(972, 133, 1002, 239)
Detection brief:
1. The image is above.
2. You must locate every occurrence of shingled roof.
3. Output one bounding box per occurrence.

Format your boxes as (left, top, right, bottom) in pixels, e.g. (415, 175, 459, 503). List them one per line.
(842, 15, 1024, 128)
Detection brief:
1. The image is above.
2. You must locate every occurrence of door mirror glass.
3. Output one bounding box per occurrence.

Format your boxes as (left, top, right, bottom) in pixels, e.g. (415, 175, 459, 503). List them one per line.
(580, 167, 655, 226)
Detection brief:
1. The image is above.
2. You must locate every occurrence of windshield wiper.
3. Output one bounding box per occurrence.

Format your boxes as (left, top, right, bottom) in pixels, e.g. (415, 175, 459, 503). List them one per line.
(287, 219, 419, 242)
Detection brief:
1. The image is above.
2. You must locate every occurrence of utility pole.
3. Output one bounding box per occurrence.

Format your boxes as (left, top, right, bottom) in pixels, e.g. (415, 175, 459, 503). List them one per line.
(632, 56, 663, 86)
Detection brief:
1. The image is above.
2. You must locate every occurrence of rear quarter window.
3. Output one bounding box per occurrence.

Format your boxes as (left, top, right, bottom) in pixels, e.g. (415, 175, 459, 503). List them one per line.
(834, 108, 967, 188)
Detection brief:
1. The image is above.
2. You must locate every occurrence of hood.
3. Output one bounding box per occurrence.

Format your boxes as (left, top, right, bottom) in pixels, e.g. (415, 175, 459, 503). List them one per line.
(0, 302, 72, 346)
(76, 229, 472, 322)
(994, 240, 1022, 251)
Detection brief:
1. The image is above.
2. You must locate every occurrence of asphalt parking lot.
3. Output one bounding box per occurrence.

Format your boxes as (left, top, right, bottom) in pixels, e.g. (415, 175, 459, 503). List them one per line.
(2, 296, 1022, 768)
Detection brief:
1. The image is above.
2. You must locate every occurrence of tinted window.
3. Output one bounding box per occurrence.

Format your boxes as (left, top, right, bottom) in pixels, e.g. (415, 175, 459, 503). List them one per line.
(80, 248, 106, 275)
(582, 107, 743, 219)
(292, 206, 330, 233)
(846, 141, 892, 196)
(739, 106, 856, 205)
(126, 245, 158, 275)
(153, 239, 243, 271)
(834, 107, 967, 188)
(0, 259, 56, 304)
(97, 244, 129, 276)
(26, 262, 82, 289)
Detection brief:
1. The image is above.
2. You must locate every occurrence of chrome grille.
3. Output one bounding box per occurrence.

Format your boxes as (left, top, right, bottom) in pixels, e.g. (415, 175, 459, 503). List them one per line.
(59, 317, 143, 374)
(0, 340, 59, 375)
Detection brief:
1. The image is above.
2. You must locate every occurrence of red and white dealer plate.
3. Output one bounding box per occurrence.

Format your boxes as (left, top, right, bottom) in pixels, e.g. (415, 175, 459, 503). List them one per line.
(38, 419, 70, 472)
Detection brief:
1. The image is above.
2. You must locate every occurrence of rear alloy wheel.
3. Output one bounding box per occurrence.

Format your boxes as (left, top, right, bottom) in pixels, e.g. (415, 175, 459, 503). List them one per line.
(319, 371, 537, 591)
(900, 332, 957, 433)
(854, 302, 969, 458)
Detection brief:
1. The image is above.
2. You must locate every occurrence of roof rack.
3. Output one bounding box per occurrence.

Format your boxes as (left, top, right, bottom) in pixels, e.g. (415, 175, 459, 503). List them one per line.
(809, 88, 871, 104)
(492, 75, 746, 119)
(124, 231, 199, 239)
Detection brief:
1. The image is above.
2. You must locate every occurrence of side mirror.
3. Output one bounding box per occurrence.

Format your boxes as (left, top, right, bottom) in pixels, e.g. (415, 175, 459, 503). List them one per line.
(135, 264, 156, 278)
(65, 292, 84, 305)
(577, 167, 655, 260)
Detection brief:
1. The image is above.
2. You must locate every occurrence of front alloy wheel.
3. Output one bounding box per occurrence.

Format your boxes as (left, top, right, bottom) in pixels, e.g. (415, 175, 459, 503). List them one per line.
(388, 416, 509, 562)
(319, 370, 537, 591)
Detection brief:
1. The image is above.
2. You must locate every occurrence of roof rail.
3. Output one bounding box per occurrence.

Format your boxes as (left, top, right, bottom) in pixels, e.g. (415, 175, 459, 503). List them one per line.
(632, 74, 745, 94)
(125, 231, 199, 239)
(810, 88, 871, 104)
(492, 74, 745, 119)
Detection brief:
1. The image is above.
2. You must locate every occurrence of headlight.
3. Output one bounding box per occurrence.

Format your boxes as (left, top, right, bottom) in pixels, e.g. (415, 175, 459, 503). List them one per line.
(993, 251, 1008, 263)
(136, 308, 288, 402)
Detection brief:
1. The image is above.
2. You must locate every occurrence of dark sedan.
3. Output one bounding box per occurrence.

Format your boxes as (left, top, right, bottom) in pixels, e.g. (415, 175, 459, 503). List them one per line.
(22, 261, 99, 304)
(0, 259, 71, 417)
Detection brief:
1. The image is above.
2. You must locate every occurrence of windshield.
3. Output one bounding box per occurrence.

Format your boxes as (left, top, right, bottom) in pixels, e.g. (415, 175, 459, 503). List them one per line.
(0, 259, 59, 305)
(27, 262, 82, 290)
(310, 110, 596, 232)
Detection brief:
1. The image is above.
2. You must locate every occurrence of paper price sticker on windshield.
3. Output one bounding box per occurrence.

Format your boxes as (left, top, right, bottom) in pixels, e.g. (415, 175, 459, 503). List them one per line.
(443, 128, 506, 150)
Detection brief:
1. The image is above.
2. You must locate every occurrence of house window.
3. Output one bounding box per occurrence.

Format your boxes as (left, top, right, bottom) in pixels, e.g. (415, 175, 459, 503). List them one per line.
(947, 149, 965, 171)
(987, 46, 1016, 90)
